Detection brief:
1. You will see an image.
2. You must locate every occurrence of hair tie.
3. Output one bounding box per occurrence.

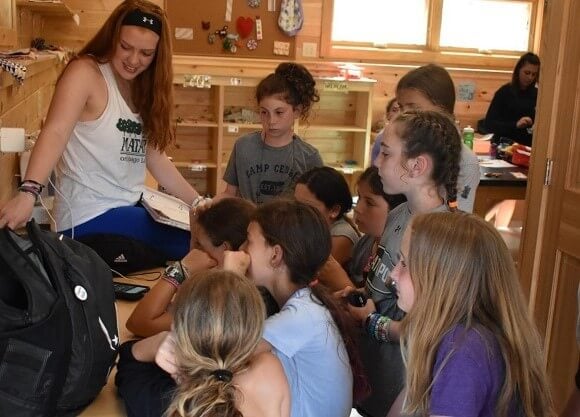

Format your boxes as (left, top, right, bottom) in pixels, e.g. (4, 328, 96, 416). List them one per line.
(448, 200, 458, 210)
(212, 369, 233, 382)
(122, 9, 162, 36)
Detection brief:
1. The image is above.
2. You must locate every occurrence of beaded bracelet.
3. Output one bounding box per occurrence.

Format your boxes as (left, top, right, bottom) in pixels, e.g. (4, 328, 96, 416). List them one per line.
(365, 312, 392, 343)
(191, 195, 210, 209)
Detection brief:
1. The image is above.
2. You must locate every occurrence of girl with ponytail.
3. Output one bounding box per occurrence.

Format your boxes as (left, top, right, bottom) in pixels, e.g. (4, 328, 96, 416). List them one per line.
(116, 270, 290, 417)
(340, 110, 463, 417)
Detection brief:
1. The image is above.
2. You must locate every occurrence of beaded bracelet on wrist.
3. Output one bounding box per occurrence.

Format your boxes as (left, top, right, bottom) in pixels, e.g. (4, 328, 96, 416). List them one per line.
(365, 312, 392, 343)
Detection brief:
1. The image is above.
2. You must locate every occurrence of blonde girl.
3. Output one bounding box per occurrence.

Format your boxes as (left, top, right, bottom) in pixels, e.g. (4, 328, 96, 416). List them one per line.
(116, 270, 290, 417)
(393, 212, 553, 417)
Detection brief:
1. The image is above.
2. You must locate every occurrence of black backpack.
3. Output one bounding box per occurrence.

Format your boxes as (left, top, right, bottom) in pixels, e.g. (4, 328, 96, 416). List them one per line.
(0, 221, 119, 416)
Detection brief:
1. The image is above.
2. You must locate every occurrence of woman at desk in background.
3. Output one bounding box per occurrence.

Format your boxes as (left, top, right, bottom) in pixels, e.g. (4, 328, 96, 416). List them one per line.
(0, 0, 200, 267)
(484, 52, 540, 147)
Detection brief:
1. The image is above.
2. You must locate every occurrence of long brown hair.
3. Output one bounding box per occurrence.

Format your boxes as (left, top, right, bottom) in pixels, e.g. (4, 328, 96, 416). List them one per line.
(166, 270, 266, 417)
(78, 0, 174, 151)
(400, 212, 553, 417)
(254, 199, 369, 401)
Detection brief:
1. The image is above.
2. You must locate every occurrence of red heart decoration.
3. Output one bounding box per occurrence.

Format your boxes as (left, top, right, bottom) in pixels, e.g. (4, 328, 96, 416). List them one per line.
(236, 16, 254, 39)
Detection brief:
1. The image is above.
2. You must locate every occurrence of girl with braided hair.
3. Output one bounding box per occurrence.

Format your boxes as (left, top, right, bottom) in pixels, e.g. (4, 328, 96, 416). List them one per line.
(338, 110, 462, 417)
(395, 63, 480, 213)
(217, 62, 324, 205)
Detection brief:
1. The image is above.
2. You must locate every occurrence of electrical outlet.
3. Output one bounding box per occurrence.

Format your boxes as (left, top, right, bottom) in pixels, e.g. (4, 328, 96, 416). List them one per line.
(0, 127, 25, 152)
(302, 42, 318, 58)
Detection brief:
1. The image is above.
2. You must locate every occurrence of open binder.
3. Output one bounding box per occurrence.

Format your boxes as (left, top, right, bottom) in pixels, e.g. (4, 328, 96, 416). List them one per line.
(140, 187, 190, 231)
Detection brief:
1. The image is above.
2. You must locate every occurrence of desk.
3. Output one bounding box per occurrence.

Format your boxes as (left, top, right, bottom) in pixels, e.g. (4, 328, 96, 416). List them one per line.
(80, 274, 160, 417)
(473, 163, 528, 218)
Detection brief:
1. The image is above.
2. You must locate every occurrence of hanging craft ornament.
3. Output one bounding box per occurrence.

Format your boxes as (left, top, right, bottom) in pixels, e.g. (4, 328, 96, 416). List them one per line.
(236, 16, 254, 39)
(0, 58, 27, 84)
(216, 25, 228, 38)
(246, 39, 258, 50)
(255, 16, 263, 40)
(223, 37, 237, 53)
(278, 0, 304, 36)
(225, 0, 233, 22)
(248, 0, 261, 8)
(208, 33, 216, 44)
(201, 21, 210, 30)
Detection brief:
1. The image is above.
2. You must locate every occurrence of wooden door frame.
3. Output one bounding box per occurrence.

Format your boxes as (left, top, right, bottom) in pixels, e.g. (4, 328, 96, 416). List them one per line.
(518, 0, 579, 410)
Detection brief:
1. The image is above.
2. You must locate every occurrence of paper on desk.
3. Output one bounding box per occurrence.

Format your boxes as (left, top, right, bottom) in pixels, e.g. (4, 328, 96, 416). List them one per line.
(511, 172, 528, 179)
(476, 133, 494, 141)
(479, 159, 516, 168)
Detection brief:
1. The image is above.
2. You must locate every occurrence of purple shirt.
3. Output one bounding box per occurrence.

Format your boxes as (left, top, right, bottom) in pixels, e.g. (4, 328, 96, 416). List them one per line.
(430, 325, 510, 417)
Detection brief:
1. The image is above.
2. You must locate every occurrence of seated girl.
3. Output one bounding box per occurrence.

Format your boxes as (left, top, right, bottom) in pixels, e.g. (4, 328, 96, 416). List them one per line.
(125, 197, 273, 337)
(224, 199, 367, 417)
(294, 166, 360, 268)
(116, 269, 291, 417)
(348, 166, 405, 286)
(389, 212, 553, 417)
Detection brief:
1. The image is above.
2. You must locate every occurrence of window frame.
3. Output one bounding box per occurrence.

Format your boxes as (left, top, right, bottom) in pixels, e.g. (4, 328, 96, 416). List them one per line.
(320, 0, 543, 69)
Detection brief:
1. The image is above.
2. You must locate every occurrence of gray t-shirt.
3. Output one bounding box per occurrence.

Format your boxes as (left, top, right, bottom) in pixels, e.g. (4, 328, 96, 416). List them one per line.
(349, 233, 375, 287)
(223, 131, 323, 204)
(456, 144, 480, 213)
(331, 217, 360, 244)
(357, 202, 449, 417)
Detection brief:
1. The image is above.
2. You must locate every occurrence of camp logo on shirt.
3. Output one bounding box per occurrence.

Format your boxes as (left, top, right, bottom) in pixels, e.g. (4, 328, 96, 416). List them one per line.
(245, 163, 300, 181)
(117, 118, 146, 163)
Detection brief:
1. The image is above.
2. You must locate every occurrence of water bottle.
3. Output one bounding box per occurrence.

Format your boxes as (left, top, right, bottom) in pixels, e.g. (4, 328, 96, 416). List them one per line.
(463, 125, 474, 150)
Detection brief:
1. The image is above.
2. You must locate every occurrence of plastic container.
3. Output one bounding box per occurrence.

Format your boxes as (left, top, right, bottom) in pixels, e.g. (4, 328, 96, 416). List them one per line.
(462, 125, 474, 150)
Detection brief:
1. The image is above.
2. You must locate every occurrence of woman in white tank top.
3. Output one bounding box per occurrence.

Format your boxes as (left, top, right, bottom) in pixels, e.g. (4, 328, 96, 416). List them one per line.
(0, 0, 200, 268)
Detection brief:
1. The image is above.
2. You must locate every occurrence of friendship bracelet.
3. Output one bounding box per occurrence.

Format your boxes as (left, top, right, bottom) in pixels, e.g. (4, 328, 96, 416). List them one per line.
(161, 275, 181, 289)
(376, 315, 392, 343)
(365, 312, 392, 343)
(17, 187, 39, 200)
(20, 179, 45, 192)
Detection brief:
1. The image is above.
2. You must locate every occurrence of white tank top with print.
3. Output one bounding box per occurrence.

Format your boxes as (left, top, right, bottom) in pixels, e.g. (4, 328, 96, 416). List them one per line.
(54, 63, 146, 231)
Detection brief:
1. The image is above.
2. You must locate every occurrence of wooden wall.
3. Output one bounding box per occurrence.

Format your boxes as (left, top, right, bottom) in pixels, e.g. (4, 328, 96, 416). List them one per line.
(0, 57, 63, 202)
(41, 0, 510, 129)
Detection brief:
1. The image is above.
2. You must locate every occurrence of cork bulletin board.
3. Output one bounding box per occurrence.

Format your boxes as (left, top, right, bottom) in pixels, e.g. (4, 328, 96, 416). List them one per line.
(165, 0, 296, 59)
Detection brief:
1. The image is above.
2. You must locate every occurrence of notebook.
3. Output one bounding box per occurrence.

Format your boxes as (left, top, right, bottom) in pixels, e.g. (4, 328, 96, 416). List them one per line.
(141, 187, 190, 231)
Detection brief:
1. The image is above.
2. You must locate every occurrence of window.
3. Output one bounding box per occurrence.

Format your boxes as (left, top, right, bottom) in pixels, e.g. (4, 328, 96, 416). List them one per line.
(321, 0, 540, 68)
(331, 0, 428, 46)
(440, 0, 533, 52)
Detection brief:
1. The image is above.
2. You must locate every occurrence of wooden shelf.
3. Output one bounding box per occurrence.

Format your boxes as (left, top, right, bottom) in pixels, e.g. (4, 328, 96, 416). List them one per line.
(328, 164, 365, 175)
(223, 123, 262, 130)
(296, 124, 367, 133)
(171, 61, 375, 195)
(17, 0, 79, 24)
(173, 161, 217, 170)
(176, 120, 218, 128)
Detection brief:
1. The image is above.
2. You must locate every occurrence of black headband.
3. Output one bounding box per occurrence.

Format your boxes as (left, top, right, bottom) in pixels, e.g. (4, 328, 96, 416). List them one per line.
(121, 9, 162, 36)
